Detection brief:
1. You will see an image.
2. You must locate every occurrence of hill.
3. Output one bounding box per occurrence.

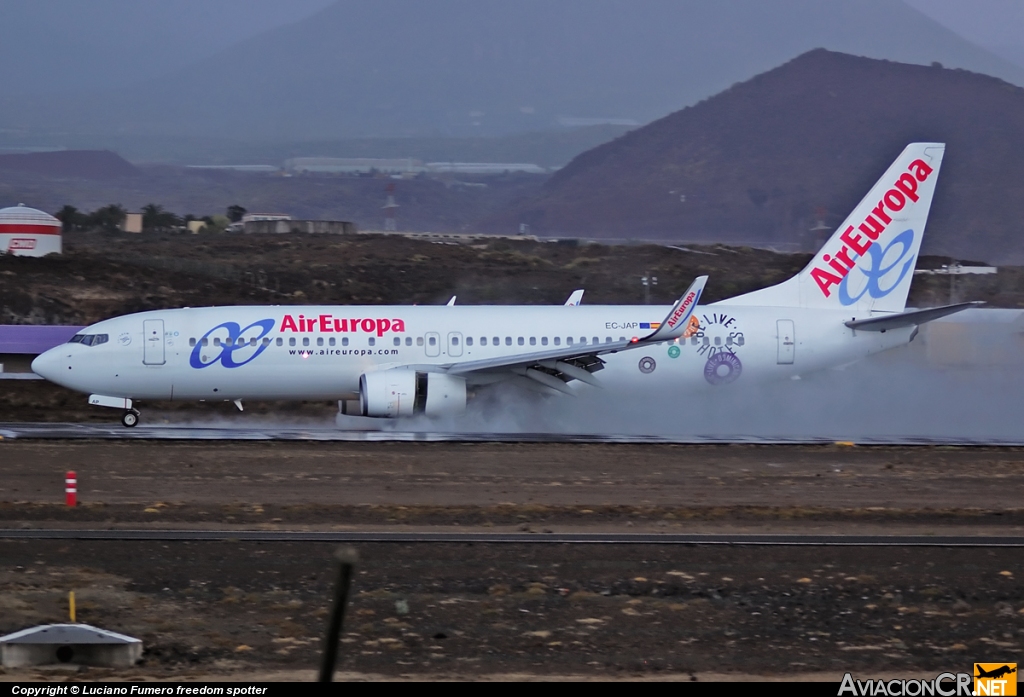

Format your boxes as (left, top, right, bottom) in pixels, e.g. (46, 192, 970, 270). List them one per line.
(483, 50, 1024, 264)
(2, 0, 1023, 142)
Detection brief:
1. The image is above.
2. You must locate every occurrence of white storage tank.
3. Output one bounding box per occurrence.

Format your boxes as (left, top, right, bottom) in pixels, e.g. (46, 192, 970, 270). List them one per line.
(0, 204, 62, 256)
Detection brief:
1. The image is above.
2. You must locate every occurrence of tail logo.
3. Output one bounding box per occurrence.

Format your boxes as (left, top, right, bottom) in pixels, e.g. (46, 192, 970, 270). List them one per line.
(838, 229, 916, 306)
(811, 158, 933, 298)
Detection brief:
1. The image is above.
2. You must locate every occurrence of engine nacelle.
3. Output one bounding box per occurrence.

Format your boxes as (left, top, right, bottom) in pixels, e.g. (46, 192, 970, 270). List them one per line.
(358, 370, 467, 418)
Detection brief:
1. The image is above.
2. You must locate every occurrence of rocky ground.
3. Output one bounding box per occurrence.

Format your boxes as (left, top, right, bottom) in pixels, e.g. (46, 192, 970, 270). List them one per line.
(1, 229, 1015, 328)
(0, 441, 1022, 681)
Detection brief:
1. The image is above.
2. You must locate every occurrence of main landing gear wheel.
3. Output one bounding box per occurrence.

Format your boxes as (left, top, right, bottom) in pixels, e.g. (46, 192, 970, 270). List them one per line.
(121, 409, 140, 428)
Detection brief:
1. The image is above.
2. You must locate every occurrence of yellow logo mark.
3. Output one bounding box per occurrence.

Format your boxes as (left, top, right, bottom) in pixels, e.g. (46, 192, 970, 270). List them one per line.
(975, 663, 1017, 696)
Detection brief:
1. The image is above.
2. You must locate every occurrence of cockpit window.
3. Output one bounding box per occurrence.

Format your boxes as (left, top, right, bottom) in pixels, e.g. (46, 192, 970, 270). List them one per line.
(68, 333, 109, 347)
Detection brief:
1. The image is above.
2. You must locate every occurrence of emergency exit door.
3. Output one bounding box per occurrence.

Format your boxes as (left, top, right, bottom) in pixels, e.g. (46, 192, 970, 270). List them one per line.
(424, 331, 441, 358)
(777, 319, 795, 365)
(447, 332, 463, 357)
(143, 319, 165, 365)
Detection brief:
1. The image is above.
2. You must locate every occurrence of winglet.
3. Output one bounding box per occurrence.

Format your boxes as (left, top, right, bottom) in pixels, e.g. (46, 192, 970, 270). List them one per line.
(564, 289, 584, 306)
(446, 296, 457, 306)
(643, 276, 707, 343)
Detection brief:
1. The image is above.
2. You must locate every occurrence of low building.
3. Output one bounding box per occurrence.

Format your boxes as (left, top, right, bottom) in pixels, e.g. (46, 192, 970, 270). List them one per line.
(286, 157, 423, 175)
(425, 162, 547, 175)
(243, 219, 357, 235)
(121, 212, 142, 233)
(241, 213, 292, 223)
(0, 205, 62, 256)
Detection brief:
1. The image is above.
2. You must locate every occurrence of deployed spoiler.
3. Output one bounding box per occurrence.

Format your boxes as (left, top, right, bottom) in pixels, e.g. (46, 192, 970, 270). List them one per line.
(845, 301, 983, 332)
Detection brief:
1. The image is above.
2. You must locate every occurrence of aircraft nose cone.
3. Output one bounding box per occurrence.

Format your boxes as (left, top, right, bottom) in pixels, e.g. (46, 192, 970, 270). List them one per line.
(31, 348, 62, 381)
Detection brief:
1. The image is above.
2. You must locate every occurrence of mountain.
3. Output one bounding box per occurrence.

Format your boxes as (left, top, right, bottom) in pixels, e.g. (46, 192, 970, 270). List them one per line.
(3, 0, 1024, 142)
(0, 0, 334, 96)
(481, 50, 1024, 265)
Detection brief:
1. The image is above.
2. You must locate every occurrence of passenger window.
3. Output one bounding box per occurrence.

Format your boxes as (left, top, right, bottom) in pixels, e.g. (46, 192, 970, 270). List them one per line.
(541, 337, 548, 346)
(289, 338, 296, 347)
(619, 337, 626, 341)
(417, 337, 424, 347)
(529, 337, 536, 346)
(393, 337, 401, 346)
(554, 337, 561, 346)
(480, 337, 487, 346)
(517, 337, 524, 346)
(262, 338, 270, 346)
(317, 337, 324, 347)
(505, 337, 512, 346)
(737, 336, 745, 347)
(567, 337, 574, 345)
(405, 337, 412, 346)
(690, 337, 698, 345)
(276, 337, 282, 346)
(250, 338, 257, 346)
(703, 337, 710, 346)
(605, 337, 612, 343)
(369, 337, 375, 346)
(714, 337, 722, 346)
(726, 336, 733, 347)
(493, 337, 499, 346)
(453, 337, 460, 345)
(342, 337, 349, 346)
(329, 337, 335, 346)
(189, 338, 196, 347)
(202, 338, 209, 347)
(592, 337, 599, 345)
(466, 337, 473, 346)
(214, 338, 221, 347)
(302, 337, 310, 347)
(579, 337, 586, 345)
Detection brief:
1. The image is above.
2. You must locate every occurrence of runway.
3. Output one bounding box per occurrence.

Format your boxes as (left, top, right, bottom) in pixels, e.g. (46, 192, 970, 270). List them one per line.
(3, 421, 1023, 445)
(4, 529, 1024, 545)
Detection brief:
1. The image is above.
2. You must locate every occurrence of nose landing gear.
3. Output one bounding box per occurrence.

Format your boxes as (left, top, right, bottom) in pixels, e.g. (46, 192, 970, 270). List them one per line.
(121, 409, 140, 428)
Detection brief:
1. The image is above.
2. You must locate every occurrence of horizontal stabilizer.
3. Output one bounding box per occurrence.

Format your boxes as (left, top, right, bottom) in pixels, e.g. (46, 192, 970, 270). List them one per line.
(844, 301, 983, 332)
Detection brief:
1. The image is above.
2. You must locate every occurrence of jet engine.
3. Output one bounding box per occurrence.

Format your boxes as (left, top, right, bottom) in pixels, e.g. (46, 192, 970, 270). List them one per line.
(358, 369, 467, 418)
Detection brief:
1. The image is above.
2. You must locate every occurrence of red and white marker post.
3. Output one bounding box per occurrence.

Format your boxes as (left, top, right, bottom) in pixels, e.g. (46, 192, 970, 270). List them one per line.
(65, 471, 77, 507)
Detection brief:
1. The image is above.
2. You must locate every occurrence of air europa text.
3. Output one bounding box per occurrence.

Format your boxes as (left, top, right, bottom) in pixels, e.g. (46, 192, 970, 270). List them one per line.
(812, 158, 934, 298)
(280, 314, 406, 337)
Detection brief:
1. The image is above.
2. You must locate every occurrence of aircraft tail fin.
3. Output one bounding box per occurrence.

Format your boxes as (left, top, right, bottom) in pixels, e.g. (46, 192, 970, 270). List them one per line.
(717, 143, 945, 313)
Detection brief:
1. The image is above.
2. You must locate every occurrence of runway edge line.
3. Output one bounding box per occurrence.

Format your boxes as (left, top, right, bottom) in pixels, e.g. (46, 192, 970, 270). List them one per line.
(2, 529, 1024, 546)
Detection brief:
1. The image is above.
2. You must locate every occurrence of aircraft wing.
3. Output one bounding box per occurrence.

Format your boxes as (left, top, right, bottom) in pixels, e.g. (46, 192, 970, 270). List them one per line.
(438, 276, 707, 393)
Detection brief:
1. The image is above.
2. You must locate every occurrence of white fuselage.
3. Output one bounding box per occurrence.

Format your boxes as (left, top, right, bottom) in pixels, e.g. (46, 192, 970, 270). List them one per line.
(31, 304, 913, 402)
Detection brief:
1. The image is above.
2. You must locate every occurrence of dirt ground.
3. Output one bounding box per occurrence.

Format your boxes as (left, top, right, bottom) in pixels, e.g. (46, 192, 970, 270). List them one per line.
(0, 541, 1020, 682)
(0, 441, 1022, 681)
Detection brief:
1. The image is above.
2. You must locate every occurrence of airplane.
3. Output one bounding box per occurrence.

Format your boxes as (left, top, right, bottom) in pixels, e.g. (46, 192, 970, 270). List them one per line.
(975, 666, 1016, 680)
(31, 142, 980, 428)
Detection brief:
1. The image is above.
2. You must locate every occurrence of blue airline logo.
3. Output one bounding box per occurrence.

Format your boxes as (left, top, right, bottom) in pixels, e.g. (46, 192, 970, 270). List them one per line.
(838, 229, 916, 306)
(189, 319, 275, 369)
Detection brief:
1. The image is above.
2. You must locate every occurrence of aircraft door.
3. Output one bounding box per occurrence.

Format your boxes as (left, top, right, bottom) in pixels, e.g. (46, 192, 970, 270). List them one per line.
(143, 319, 166, 365)
(447, 332, 463, 357)
(777, 319, 795, 365)
(425, 331, 441, 358)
